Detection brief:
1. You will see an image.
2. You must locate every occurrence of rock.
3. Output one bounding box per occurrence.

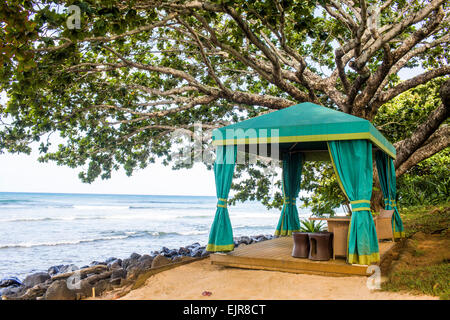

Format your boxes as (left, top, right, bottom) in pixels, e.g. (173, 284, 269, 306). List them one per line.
(90, 261, 107, 267)
(151, 255, 171, 268)
(0, 285, 26, 299)
(161, 247, 170, 253)
(81, 265, 90, 269)
(191, 248, 203, 258)
(200, 249, 210, 258)
(187, 242, 201, 250)
(129, 252, 141, 260)
(93, 279, 111, 296)
(138, 254, 152, 263)
(164, 249, 178, 258)
(239, 236, 251, 245)
(107, 259, 122, 270)
(137, 255, 153, 268)
(122, 255, 140, 270)
(126, 255, 153, 280)
(105, 257, 117, 263)
(84, 271, 113, 284)
(171, 256, 183, 263)
(0, 277, 22, 288)
(48, 265, 64, 276)
(51, 265, 108, 281)
(17, 282, 49, 300)
(23, 272, 50, 288)
(58, 264, 79, 274)
(111, 269, 127, 280)
(109, 278, 122, 286)
(44, 280, 77, 300)
(178, 247, 191, 256)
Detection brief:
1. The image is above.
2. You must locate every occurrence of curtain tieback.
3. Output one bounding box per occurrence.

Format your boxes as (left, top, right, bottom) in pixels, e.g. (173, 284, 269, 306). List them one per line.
(283, 197, 297, 205)
(217, 198, 228, 208)
(350, 199, 371, 212)
(384, 198, 397, 207)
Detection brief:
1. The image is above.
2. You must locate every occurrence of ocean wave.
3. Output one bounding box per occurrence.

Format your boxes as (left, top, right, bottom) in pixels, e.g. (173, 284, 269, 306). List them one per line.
(0, 230, 209, 249)
(0, 235, 129, 249)
(0, 216, 105, 223)
(73, 205, 129, 210)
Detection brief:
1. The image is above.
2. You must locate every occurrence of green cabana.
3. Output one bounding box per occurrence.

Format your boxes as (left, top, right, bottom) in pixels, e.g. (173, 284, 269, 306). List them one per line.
(206, 102, 404, 265)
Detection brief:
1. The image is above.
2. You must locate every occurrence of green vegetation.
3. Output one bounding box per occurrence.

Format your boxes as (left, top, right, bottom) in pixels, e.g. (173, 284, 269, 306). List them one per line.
(382, 263, 450, 300)
(381, 204, 450, 299)
(399, 204, 450, 238)
(299, 219, 325, 233)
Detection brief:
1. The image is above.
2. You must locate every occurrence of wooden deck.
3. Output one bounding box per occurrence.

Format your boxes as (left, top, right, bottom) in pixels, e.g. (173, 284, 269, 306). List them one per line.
(210, 236, 395, 277)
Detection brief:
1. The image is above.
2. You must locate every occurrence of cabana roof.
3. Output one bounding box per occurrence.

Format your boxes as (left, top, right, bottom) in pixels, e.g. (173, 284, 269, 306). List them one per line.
(212, 102, 396, 159)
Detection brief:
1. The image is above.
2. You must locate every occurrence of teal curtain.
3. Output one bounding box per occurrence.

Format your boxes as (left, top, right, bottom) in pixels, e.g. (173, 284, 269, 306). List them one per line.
(206, 145, 237, 252)
(275, 152, 304, 236)
(375, 150, 405, 238)
(328, 140, 379, 265)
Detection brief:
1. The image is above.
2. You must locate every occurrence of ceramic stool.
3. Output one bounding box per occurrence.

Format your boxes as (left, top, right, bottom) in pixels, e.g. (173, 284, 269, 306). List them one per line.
(308, 232, 333, 261)
(291, 232, 310, 258)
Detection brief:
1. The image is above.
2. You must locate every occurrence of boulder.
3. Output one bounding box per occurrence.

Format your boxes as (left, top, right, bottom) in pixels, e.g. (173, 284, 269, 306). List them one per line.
(109, 278, 122, 286)
(111, 269, 127, 280)
(44, 280, 77, 300)
(93, 279, 111, 296)
(122, 256, 139, 271)
(171, 255, 183, 263)
(178, 247, 191, 256)
(107, 259, 122, 270)
(239, 236, 251, 245)
(23, 272, 50, 288)
(126, 256, 153, 280)
(187, 242, 201, 250)
(200, 249, 210, 258)
(138, 254, 152, 263)
(151, 255, 171, 268)
(164, 249, 178, 258)
(90, 261, 107, 267)
(1, 285, 26, 299)
(17, 282, 49, 300)
(0, 277, 22, 288)
(48, 265, 64, 276)
(129, 252, 141, 260)
(58, 264, 79, 274)
(105, 257, 118, 263)
(161, 247, 170, 254)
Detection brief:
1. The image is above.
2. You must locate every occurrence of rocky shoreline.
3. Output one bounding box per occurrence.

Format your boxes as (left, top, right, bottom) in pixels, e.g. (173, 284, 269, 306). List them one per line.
(0, 234, 274, 300)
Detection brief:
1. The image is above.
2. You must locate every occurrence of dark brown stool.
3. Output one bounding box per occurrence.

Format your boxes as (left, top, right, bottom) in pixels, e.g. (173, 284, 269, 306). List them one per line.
(308, 232, 333, 261)
(291, 232, 310, 258)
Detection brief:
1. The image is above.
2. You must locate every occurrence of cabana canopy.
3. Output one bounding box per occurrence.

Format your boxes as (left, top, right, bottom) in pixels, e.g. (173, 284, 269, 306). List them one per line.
(207, 102, 404, 266)
(212, 102, 396, 159)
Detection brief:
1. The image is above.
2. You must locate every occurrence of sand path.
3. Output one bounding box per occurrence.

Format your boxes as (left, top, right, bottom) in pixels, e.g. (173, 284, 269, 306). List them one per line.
(119, 259, 436, 300)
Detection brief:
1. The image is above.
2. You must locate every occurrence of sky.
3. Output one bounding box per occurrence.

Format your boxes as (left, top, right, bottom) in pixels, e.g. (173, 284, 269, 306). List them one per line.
(0, 64, 423, 196)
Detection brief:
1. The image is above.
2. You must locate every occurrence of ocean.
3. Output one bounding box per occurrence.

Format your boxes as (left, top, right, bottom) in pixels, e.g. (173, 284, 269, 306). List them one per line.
(0, 192, 312, 279)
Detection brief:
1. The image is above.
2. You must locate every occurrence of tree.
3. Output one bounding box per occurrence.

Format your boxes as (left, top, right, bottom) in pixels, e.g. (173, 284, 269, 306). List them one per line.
(0, 0, 449, 210)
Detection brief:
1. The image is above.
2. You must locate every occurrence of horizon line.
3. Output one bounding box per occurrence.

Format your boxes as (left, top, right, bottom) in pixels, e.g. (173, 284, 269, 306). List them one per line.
(0, 190, 216, 197)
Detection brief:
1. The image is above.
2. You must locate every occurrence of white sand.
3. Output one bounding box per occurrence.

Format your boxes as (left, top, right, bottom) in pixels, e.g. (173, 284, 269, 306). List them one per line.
(120, 259, 436, 300)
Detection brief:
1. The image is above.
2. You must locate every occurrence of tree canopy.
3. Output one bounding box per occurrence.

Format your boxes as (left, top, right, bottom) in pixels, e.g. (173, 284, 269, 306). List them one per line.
(0, 0, 449, 211)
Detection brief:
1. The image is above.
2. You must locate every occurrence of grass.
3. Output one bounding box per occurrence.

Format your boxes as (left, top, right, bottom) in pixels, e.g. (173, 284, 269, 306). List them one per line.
(381, 262, 450, 299)
(380, 203, 450, 300)
(399, 203, 450, 237)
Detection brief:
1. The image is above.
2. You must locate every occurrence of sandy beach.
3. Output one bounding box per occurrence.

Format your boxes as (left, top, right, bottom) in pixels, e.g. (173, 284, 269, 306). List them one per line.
(110, 259, 436, 300)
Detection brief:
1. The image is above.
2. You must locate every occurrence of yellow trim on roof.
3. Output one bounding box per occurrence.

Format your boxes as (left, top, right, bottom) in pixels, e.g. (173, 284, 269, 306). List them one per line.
(213, 132, 396, 159)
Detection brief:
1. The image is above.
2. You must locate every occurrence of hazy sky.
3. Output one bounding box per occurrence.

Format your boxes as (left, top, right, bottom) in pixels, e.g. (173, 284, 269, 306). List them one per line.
(0, 67, 422, 196)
